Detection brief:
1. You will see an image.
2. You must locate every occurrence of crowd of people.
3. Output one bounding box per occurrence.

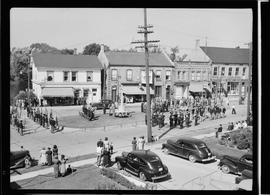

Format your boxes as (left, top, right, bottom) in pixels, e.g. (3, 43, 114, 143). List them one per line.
(96, 137, 114, 168)
(215, 119, 249, 138)
(39, 144, 72, 178)
(10, 105, 25, 136)
(143, 96, 230, 130)
(131, 136, 146, 151)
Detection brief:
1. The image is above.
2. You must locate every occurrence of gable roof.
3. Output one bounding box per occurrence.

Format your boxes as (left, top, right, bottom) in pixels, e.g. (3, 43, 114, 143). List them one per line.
(32, 53, 102, 69)
(104, 51, 173, 67)
(200, 46, 249, 64)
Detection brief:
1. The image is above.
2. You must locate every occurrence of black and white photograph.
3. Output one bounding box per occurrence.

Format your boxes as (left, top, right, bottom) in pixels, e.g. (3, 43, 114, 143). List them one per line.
(7, 7, 257, 191)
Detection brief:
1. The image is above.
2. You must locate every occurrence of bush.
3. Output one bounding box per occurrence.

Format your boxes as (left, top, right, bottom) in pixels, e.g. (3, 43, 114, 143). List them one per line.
(100, 168, 148, 190)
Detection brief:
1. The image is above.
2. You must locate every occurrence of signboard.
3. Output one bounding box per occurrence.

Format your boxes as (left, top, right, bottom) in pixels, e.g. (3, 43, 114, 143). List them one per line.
(141, 70, 153, 84)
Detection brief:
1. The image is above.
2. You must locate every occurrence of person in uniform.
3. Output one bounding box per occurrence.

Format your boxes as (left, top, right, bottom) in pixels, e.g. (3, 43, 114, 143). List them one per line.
(194, 113, 199, 126)
(169, 112, 174, 129)
(173, 111, 178, 128)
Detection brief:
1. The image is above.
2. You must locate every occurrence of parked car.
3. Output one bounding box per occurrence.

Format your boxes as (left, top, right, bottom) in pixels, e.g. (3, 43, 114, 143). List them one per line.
(10, 150, 32, 169)
(161, 137, 216, 163)
(235, 169, 253, 184)
(115, 150, 169, 182)
(92, 99, 113, 110)
(218, 153, 253, 174)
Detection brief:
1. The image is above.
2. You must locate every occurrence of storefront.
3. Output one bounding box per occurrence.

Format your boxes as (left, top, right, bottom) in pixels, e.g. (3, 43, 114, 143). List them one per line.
(41, 87, 74, 106)
(122, 85, 154, 103)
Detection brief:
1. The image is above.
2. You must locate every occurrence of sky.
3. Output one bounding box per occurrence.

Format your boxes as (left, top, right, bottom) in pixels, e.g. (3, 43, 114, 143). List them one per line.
(10, 8, 252, 53)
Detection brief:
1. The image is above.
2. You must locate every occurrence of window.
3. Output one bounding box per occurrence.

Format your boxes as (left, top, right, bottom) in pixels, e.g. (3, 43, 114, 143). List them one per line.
(242, 67, 246, 76)
(92, 88, 97, 96)
(191, 71, 195, 81)
(83, 89, 89, 97)
(156, 70, 161, 81)
(47, 71, 54, 81)
(213, 67, 218, 76)
(227, 82, 239, 95)
(221, 67, 225, 76)
(196, 71, 201, 81)
(87, 71, 93, 82)
(183, 71, 186, 80)
(126, 69, 133, 81)
(63, 71, 69, 82)
(228, 67, 232, 76)
(235, 67, 239, 76)
(71, 71, 77, 82)
(202, 71, 207, 80)
(165, 70, 171, 81)
(111, 69, 117, 81)
(177, 71, 181, 80)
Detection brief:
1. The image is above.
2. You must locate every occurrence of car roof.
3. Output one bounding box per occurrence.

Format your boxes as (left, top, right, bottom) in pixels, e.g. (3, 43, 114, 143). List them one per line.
(130, 150, 159, 160)
(169, 136, 205, 145)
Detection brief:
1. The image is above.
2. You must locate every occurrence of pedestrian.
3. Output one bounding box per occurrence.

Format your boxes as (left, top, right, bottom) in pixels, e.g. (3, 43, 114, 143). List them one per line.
(103, 102, 106, 114)
(39, 147, 47, 166)
(53, 156, 60, 178)
(52, 145, 58, 158)
(109, 142, 114, 154)
(66, 165, 72, 175)
(132, 137, 137, 151)
(141, 136, 145, 150)
(96, 145, 103, 167)
(232, 105, 236, 115)
(137, 137, 142, 150)
(216, 124, 223, 138)
(242, 120, 248, 128)
(103, 137, 110, 151)
(102, 149, 110, 168)
(97, 138, 104, 148)
(59, 154, 67, 177)
(46, 147, 53, 166)
(222, 107, 226, 117)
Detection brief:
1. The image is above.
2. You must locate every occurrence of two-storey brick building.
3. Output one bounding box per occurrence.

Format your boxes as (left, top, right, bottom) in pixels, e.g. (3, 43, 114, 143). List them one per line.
(98, 46, 174, 102)
(31, 53, 102, 105)
(173, 40, 212, 99)
(200, 46, 250, 99)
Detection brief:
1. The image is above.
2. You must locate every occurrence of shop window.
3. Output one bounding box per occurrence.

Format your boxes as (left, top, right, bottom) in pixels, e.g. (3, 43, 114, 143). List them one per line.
(87, 71, 93, 82)
(71, 71, 77, 82)
(47, 71, 54, 81)
(227, 82, 239, 95)
(156, 70, 161, 81)
(166, 70, 171, 81)
(111, 69, 118, 81)
(228, 67, 232, 76)
(213, 67, 217, 76)
(83, 89, 89, 97)
(126, 69, 133, 81)
(221, 67, 225, 76)
(235, 67, 239, 76)
(63, 71, 69, 82)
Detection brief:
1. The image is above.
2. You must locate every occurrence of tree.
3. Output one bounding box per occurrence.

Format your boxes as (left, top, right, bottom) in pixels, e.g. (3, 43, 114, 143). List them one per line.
(150, 47, 162, 53)
(169, 46, 179, 62)
(30, 43, 61, 54)
(82, 43, 110, 55)
(61, 48, 74, 55)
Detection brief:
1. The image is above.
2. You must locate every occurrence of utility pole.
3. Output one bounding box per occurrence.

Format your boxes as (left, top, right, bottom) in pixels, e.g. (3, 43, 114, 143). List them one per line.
(131, 8, 160, 143)
(246, 42, 252, 120)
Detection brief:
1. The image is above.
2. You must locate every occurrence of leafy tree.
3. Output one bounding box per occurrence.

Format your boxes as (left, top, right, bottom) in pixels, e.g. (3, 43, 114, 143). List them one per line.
(30, 43, 61, 54)
(82, 43, 110, 55)
(60, 48, 74, 55)
(169, 46, 179, 62)
(14, 90, 37, 102)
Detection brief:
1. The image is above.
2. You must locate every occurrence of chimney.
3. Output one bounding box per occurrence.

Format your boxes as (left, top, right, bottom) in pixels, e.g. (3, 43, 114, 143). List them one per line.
(74, 48, 77, 55)
(195, 39, 200, 49)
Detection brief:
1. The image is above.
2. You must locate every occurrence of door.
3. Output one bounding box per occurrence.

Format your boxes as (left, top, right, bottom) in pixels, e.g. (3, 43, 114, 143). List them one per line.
(111, 89, 116, 102)
(182, 142, 195, 158)
(176, 141, 184, 156)
(126, 153, 138, 175)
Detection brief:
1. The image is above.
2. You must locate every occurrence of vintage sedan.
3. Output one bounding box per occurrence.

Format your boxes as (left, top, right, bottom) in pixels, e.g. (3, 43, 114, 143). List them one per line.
(115, 150, 169, 182)
(218, 154, 253, 174)
(10, 150, 32, 169)
(161, 137, 215, 163)
(92, 99, 113, 110)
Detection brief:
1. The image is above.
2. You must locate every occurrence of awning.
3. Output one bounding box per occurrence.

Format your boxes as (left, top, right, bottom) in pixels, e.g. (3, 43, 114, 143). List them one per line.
(42, 87, 74, 97)
(122, 86, 154, 95)
(189, 83, 204, 92)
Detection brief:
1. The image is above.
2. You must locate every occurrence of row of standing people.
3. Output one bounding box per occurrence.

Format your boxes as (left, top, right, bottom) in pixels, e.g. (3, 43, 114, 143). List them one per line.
(131, 136, 146, 151)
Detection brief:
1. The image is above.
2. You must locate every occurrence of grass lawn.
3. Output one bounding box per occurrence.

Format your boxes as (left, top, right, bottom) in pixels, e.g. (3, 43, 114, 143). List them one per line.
(12, 164, 128, 190)
(202, 136, 247, 159)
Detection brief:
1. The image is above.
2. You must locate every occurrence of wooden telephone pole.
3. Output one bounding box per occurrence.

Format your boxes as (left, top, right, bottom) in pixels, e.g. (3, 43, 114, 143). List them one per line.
(246, 42, 252, 119)
(131, 8, 160, 143)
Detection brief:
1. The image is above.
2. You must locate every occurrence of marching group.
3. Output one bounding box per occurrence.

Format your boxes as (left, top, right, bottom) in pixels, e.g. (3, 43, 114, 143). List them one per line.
(39, 145, 72, 178)
(144, 96, 232, 130)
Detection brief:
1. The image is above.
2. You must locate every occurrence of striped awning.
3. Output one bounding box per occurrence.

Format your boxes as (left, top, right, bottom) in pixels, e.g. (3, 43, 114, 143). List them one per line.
(42, 87, 74, 97)
(122, 86, 154, 95)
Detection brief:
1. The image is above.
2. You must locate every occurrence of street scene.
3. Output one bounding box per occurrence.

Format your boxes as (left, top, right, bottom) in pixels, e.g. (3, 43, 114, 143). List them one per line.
(9, 8, 253, 191)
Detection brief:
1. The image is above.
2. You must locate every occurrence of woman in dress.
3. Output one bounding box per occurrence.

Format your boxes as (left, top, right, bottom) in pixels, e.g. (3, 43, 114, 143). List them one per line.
(52, 145, 58, 158)
(59, 154, 67, 177)
(39, 147, 47, 166)
(52, 156, 60, 178)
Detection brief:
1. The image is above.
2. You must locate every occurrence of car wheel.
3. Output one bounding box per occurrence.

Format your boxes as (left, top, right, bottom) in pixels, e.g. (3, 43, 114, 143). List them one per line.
(117, 161, 122, 170)
(221, 165, 230, 174)
(163, 148, 169, 155)
(188, 155, 196, 163)
(139, 171, 147, 181)
(24, 158, 31, 169)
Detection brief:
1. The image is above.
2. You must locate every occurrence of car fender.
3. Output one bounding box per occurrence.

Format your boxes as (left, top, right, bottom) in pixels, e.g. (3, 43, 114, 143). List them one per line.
(162, 143, 176, 153)
(220, 159, 238, 172)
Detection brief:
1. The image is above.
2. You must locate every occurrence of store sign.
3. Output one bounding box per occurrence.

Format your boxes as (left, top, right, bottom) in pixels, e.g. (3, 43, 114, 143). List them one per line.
(141, 70, 153, 84)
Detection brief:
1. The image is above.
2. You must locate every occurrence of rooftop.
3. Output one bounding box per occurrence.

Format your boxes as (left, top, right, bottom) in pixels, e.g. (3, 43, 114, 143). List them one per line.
(105, 51, 173, 67)
(200, 46, 249, 64)
(32, 53, 103, 69)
